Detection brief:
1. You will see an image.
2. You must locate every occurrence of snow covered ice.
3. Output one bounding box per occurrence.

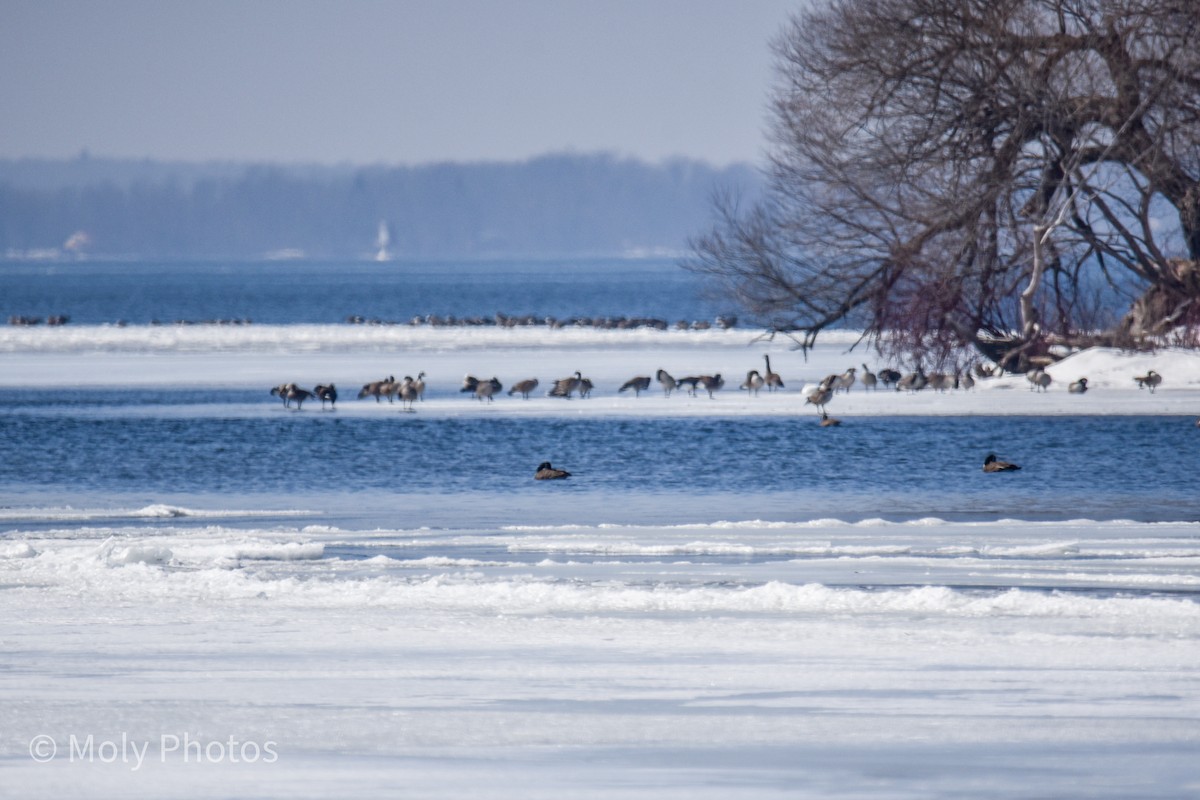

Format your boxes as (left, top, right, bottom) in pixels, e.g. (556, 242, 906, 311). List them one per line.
(2, 325, 1199, 798)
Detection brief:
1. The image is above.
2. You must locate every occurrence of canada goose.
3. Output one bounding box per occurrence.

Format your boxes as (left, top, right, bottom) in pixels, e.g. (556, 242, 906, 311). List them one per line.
(548, 371, 583, 398)
(983, 453, 1021, 472)
(819, 411, 842, 427)
(860, 364, 877, 391)
(1135, 370, 1162, 393)
(508, 377, 539, 399)
(397, 376, 419, 411)
(620, 376, 652, 397)
(534, 461, 571, 480)
(763, 355, 784, 391)
(896, 367, 926, 392)
(475, 376, 502, 402)
(578, 377, 594, 398)
(1068, 377, 1089, 394)
(832, 367, 857, 393)
(269, 384, 291, 406)
(1027, 368, 1051, 392)
(288, 385, 314, 410)
(270, 383, 314, 410)
(359, 376, 396, 402)
(878, 368, 902, 388)
(740, 370, 765, 396)
(413, 371, 426, 402)
(697, 374, 724, 398)
(961, 372, 975, 391)
(314, 383, 337, 410)
(805, 383, 833, 416)
(927, 372, 953, 392)
(677, 376, 702, 396)
(656, 369, 678, 397)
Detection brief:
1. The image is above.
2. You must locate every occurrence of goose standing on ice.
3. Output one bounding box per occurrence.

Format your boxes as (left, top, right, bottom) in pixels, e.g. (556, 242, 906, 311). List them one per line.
(397, 376, 419, 411)
(740, 370, 765, 396)
(534, 461, 571, 480)
(763, 355, 784, 391)
(548, 371, 583, 398)
(619, 376, 652, 397)
(359, 376, 395, 402)
(1135, 370, 1162, 393)
(1027, 368, 1051, 392)
(805, 380, 834, 416)
(878, 368, 902, 388)
(314, 383, 337, 410)
(656, 369, 678, 397)
(413, 372, 426, 402)
(832, 367, 856, 393)
(860, 364, 877, 391)
(578, 377, 594, 398)
(508, 378, 539, 399)
(677, 376, 702, 396)
(697, 374, 725, 398)
(270, 384, 292, 407)
(475, 376, 502, 402)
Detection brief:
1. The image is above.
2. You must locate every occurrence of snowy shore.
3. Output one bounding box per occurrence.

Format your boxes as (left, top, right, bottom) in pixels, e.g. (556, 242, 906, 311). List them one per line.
(3, 324, 1199, 417)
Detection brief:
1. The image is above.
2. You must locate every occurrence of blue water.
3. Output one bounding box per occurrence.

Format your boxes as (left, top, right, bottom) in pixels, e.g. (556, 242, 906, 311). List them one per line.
(0, 258, 732, 325)
(3, 260, 1197, 530)
(2, 387, 1197, 527)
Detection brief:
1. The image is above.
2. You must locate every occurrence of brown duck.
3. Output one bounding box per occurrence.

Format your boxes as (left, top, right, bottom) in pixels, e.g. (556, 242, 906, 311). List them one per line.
(983, 453, 1021, 472)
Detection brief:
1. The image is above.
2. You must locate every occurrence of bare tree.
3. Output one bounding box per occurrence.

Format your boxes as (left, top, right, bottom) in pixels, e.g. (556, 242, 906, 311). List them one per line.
(687, 0, 1200, 370)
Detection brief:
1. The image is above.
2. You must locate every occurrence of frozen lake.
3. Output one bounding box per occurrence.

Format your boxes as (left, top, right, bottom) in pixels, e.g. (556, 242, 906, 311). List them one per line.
(2, 323, 1199, 798)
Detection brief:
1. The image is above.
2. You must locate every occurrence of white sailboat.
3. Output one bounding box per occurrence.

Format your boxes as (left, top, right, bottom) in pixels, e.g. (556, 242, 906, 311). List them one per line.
(375, 221, 391, 262)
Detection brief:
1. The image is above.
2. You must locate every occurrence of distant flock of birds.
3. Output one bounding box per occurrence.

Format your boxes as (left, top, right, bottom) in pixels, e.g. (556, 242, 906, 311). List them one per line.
(269, 357, 1183, 478)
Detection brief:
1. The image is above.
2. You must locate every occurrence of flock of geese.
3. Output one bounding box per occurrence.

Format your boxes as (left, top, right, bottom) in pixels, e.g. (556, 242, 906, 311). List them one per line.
(270, 359, 1183, 476)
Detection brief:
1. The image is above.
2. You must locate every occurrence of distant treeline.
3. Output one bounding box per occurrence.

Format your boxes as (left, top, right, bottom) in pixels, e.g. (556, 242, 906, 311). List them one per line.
(0, 153, 759, 259)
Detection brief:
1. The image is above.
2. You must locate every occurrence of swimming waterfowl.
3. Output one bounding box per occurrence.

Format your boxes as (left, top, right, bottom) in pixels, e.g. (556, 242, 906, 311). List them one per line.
(534, 461, 571, 480)
(983, 453, 1021, 472)
(1068, 377, 1088, 394)
(740, 370, 764, 396)
(619, 376, 652, 397)
(1135, 370, 1162, 393)
(548, 371, 583, 398)
(508, 377, 540, 399)
(860, 364, 877, 391)
(314, 383, 337, 410)
(819, 412, 841, 427)
(763, 355, 784, 391)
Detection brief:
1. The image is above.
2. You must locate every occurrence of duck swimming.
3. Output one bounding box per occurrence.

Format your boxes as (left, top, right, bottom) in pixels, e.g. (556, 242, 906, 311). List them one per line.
(534, 461, 571, 480)
(983, 453, 1021, 472)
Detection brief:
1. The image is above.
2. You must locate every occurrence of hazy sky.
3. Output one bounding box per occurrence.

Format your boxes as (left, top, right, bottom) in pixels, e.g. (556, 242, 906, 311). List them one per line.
(1, 0, 799, 167)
